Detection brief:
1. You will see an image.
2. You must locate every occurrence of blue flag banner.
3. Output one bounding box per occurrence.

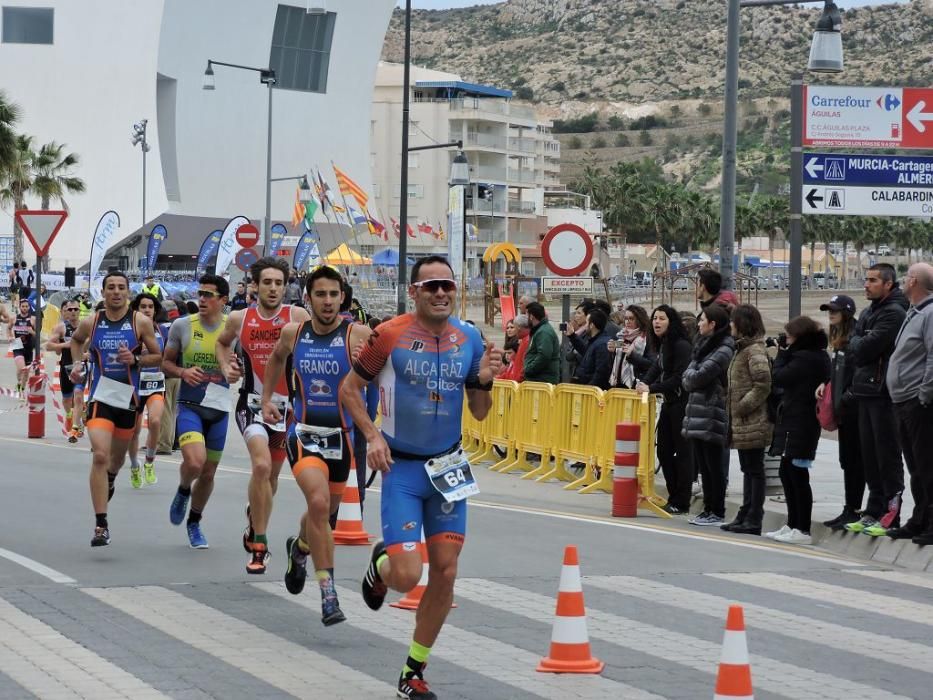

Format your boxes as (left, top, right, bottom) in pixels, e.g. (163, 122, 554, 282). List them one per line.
(270, 223, 287, 256)
(195, 229, 223, 276)
(89, 210, 120, 283)
(145, 224, 168, 271)
(293, 228, 318, 272)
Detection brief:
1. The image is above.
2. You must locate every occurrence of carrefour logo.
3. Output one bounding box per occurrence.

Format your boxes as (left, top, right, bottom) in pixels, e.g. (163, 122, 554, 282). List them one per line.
(877, 94, 901, 112)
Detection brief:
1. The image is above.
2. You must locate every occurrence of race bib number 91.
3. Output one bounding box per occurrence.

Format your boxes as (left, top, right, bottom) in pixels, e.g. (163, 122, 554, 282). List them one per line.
(424, 449, 479, 503)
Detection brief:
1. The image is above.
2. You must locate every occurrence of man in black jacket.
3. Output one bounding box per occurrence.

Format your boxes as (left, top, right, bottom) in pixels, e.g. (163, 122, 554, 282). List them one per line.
(845, 263, 909, 536)
(572, 309, 612, 389)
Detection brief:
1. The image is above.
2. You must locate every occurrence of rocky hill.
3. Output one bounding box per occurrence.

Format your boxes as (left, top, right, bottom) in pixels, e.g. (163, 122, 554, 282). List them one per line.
(382, 0, 933, 120)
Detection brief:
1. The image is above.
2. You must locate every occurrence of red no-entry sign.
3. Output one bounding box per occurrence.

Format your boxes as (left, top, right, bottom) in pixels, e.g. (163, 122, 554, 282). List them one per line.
(235, 223, 260, 248)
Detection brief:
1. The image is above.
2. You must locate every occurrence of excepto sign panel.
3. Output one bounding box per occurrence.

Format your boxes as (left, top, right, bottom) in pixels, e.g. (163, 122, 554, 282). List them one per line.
(801, 185, 933, 217)
(803, 153, 933, 187)
(803, 85, 933, 149)
(542, 276, 594, 295)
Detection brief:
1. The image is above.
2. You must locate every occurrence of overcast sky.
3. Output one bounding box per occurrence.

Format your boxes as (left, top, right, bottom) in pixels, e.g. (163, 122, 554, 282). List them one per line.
(401, 1, 911, 8)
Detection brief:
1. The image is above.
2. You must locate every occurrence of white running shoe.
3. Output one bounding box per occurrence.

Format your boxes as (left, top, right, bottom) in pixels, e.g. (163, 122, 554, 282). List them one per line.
(764, 524, 791, 540)
(774, 528, 812, 545)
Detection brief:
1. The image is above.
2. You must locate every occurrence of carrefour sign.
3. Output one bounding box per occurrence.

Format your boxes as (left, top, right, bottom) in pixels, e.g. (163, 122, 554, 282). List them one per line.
(804, 85, 933, 150)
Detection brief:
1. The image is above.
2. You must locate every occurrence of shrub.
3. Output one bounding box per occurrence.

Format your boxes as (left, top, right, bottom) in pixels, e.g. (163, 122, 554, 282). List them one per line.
(638, 130, 653, 146)
(568, 136, 583, 149)
(614, 132, 631, 147)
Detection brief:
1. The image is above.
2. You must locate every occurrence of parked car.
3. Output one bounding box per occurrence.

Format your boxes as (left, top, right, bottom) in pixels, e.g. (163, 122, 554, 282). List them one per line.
(670, 276, 691, 291)
(633, 271, 653, 287)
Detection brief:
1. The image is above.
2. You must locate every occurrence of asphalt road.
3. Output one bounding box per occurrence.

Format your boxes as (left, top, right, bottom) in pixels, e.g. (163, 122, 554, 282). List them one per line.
(1, 389, 933, 700)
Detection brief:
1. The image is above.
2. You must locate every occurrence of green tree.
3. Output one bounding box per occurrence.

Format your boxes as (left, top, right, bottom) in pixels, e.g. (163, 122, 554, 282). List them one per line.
(638, 130, 652, 146)
(0, 90, 21, 174)
(0, 134, 36, 263)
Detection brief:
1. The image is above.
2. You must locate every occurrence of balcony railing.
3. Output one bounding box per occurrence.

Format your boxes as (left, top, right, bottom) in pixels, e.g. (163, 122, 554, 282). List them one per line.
(508, 137, 537, 153)
(507, 168, 537, 184)
(508, 200, 537, 215)
(474, 165, 508, 181)
(449, 97, 537, 121)
(455, 132, 508, 150)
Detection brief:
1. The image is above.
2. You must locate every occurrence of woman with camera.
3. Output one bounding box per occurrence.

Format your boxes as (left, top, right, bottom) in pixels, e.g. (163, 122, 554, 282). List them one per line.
(608, 304, 652, 389)
(636, 306, 693, 514)
(766, 316, 832, 544)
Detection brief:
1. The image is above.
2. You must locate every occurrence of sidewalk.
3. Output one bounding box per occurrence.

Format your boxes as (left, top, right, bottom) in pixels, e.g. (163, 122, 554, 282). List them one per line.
(712, 439, 933, 572)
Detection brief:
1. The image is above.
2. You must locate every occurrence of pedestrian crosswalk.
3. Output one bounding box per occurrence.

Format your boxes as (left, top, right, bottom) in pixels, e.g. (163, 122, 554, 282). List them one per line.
(1, 568, 932, 700)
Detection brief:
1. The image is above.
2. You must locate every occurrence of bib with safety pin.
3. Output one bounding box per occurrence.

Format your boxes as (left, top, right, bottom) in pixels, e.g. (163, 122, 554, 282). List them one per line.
(294, 423, 343, 460)
(202, 381, 231, 412)
(248, 394, 288, 432)
(139, 371, 165, 396)
(424, 448, 479, 503)
(11, 338, 23, 351)
(92, 375, 134, 410)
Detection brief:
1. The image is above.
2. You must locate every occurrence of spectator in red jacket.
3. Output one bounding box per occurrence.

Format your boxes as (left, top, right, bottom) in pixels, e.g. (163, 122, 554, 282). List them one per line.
(500, 314, 530, 382)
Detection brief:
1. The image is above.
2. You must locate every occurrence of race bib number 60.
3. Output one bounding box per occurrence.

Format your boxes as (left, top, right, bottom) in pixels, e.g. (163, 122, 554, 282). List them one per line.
(424, 449, 479, 503)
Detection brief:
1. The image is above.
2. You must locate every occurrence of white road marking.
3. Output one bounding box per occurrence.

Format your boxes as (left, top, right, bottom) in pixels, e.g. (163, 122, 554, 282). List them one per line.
(708, 572, 933, 627)
(456, 579, 913, 700)
(847, 568, 933, 591)
(83, 585, 394, 697)
(586, 574, 933, 672)
(254, 581, 667, 700)
(0, 546, 76, 584)
(0, 596, 167, 699)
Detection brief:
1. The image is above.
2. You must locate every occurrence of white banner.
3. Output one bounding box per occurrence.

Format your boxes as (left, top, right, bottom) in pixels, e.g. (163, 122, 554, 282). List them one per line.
(542, 276, 594, 294)
(88, 210, 120, 282)
(215, 215, 249, 275)
(447, 185, 464, 281)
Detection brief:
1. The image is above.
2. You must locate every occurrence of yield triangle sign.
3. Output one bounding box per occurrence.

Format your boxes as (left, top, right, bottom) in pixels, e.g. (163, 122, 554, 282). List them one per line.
(15, 210, 68, 256)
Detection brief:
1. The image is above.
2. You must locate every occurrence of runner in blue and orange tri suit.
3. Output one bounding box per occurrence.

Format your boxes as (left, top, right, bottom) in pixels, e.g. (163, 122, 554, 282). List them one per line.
(161, 274, 231, 550)
(217, 256, 310, 575)
(127, 292, 168, 489)
(68, 271, 163, 547)
(262, 264, 371, 626)
(340, 255, 503, 700)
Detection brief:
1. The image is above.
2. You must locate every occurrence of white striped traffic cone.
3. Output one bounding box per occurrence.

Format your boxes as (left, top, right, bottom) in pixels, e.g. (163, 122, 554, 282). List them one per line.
(390, 530, 457, 611)
(714, 605, 754, 700)
(333, 465, 372, 545)
(537, 545, 604, 674)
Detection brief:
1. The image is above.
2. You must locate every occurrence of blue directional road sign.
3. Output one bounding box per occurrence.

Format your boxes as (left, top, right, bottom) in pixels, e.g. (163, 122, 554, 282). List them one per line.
(803, 152, 933, 188)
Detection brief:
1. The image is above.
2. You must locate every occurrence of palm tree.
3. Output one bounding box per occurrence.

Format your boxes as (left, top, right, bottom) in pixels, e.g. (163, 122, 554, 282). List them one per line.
(0, 134, 36, 263)
(0, 90, 21, 173)
(0, 137, 85, 265)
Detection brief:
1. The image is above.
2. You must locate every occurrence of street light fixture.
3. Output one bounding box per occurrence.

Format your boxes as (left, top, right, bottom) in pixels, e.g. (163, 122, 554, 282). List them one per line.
(719, 0, 845, 321)
(449, 150, 471, 316)
(808, 1, 844, 73)
(202, 58, 277, 257)
(131, 119, 150, 229)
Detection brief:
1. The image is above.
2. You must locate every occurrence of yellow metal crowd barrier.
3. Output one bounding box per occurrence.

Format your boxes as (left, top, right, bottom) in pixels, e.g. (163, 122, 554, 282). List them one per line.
(462, 380, 665, 515)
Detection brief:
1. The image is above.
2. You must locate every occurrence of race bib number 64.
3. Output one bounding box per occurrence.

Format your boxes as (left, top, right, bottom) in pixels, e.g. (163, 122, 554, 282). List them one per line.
(424, 449, 479, 503)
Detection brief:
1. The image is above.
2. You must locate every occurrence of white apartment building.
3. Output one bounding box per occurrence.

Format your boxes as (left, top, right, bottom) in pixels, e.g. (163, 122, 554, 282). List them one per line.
(0, 0, 393, 270)
(370, 62, 562, 275)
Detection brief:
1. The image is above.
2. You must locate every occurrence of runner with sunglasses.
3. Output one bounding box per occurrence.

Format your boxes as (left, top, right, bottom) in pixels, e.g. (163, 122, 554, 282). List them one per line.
(340, 255, 503, 700)
(9, 298, 36, 393)
(68, 271, 163, 547)
(162, 275, 231, 549)
(46, 299, 84, 440)
(261, 265, 371, 626)
(217, 256, 310, 575)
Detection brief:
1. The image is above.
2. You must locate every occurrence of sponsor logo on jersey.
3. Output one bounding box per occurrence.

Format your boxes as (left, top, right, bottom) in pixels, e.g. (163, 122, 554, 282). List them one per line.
(299, 332, 314, 344)
(247, 317, 260, 327)
(449, 334, 458, 343)
(402, 520, 417, 530)
(410, 339, 424, 353)
(193, 329, 204, 339)
(121, 322, 132, 331)
(272, 315, 285, 326)
(440, 501, 456, 515)
(330, 335, 345, 348)
(402, 542, 417, 552)
(429, 391, 442, 403)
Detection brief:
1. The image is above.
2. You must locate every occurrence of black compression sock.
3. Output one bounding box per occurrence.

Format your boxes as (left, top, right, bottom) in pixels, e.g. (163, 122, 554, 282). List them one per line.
(95, 513, 108, 528)
(178, 485, 192, 496)
(187, 509, 202, 525)
(328, 511, 338, 530)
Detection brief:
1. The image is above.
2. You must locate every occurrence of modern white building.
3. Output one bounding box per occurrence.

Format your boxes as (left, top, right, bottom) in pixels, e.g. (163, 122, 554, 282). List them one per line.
(0, 0, 394, 270)
(370, 62, 562, 276)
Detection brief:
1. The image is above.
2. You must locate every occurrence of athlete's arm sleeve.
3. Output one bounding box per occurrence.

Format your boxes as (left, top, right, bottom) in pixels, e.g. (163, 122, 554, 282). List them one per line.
(464, 327, 484, 384)
(166, 317, 186, 354)
(352, 327, 394, 382)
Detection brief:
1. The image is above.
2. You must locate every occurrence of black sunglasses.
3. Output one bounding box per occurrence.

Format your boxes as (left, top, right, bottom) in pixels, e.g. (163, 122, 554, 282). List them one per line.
(413, 278, 457, 293)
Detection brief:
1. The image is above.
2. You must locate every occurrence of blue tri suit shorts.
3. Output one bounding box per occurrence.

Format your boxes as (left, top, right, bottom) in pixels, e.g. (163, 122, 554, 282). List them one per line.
(176, 402, 228, 458)
(381, 456, 467, 555)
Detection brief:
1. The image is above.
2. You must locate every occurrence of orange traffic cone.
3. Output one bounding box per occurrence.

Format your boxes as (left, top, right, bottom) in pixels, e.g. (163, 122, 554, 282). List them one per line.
(390, 532, 457, 611)
(537, 545, 604, 674)
(332, 467, 372, 545)
(714, 605, 754, 700)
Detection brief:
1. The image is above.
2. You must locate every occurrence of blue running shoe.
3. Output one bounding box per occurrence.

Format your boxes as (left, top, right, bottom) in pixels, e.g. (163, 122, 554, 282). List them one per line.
(170, 489, 189, 526)
(187, 521, 208, 549)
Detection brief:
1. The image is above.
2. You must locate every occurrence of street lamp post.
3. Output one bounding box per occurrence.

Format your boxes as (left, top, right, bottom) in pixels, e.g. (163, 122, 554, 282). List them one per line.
(203, 59, 277, 255)
(719, 0, 843, 319)
(131, 120, 150, 229)
(450, 150, 470, 316)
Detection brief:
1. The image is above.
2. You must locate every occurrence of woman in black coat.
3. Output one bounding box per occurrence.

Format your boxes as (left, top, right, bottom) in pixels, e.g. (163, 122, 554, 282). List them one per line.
(681, 304, 735, 526)
(766, 316, 832, 545)
(636, 305, 693, 514)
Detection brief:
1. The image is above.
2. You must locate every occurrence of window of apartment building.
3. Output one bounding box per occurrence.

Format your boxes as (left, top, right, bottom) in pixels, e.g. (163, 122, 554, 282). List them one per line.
(392, 184, 424, 198)
(1, 7, 54, 44)
(269, 4, 335, 93)
(408, 153, 419, 168)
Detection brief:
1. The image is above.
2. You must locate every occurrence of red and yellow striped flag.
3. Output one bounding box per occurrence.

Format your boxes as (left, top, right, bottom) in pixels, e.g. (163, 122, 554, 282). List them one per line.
(291, 187, 305, 228)
(332, 163, 369, 209)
